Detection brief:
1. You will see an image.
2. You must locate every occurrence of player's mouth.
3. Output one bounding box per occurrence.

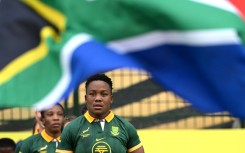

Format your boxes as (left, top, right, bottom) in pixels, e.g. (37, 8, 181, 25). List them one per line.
(93, 104, 103, 109)
(52, 123, 61, 128)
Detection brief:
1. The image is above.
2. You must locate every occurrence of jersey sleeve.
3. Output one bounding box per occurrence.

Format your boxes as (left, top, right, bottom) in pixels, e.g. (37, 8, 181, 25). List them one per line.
(126, 122, 143, 152)
(56, 123, 74, 153)
(18, 137, 32, 153)
(14, 141, 22, 153)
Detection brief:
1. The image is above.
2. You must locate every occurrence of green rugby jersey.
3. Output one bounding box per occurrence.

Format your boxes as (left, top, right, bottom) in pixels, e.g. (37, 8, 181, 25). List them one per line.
(57, 111, 142, 153)
(18, 130, 60, 153)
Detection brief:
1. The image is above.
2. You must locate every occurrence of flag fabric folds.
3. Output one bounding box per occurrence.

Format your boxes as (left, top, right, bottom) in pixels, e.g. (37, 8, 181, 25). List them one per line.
(1, 0, 245, 118)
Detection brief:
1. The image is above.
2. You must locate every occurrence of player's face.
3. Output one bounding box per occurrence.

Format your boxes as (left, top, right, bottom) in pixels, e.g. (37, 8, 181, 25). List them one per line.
(85, 80, 113, 119)
(42, 105, 64, 135)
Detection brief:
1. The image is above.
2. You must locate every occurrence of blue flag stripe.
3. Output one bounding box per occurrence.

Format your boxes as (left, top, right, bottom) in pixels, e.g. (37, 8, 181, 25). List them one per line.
(128, 44, 245, 117)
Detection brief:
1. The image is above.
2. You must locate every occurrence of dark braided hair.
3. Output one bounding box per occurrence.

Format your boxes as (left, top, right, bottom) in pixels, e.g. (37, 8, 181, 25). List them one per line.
(85, 73, 113, 94)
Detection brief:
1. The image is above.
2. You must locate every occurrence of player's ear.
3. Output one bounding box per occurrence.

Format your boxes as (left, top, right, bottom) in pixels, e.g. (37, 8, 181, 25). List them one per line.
(40, 114, 45, 126)
(85, 94, 87, 101)
(110, 95, 113, 104)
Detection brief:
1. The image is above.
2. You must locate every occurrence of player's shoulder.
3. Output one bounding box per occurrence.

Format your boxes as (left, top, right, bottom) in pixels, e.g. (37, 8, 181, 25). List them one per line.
(21, 133, 41, 145)
(113, 115, 134, 126)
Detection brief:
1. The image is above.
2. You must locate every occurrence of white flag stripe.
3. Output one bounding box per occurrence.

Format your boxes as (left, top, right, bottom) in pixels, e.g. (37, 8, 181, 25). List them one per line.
(108, 29, 240, 54)
(191, 0, 239, 15)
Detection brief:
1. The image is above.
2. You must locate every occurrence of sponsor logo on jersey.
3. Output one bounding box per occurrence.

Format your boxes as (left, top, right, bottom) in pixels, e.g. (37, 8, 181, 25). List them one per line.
(96, 137, 105, 141)
(92, 142, 111, 153)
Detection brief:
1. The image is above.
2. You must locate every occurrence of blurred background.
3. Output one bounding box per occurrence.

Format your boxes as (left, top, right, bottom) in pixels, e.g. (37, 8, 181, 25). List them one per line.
(1, 68, 244, 153)
(0, 68, 240, 131)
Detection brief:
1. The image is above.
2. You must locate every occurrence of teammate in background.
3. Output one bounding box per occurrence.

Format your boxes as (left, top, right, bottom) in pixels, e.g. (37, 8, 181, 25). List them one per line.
(15, 115, 45, 153)
(63, 114, 77, 127)
(0, 138, 16, 153)
(63, 103, 87, 128)
(17, 104, 65, 153)
(56, 73, 144, 153)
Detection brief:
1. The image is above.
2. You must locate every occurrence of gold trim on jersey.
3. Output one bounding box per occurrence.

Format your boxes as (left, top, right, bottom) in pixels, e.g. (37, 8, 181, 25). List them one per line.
(55, 149, 73, 153)
(84, 111, 114, 123)
(41, 129, 61, 142)
(128, 143, 143, 152)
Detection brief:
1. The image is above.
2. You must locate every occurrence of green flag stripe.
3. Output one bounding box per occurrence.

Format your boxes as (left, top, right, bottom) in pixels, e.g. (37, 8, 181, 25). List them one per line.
(33, 0, 245, 43)
(0, 56, 62, 107)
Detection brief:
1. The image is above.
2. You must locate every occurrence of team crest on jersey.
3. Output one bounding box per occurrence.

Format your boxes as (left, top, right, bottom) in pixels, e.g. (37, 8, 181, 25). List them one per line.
(110, 126, 119, 136)
(92, 141, 111, 153)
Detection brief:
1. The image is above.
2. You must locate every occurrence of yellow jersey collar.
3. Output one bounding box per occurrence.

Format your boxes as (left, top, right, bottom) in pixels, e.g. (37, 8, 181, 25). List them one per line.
(84, 111, 114, 123)
(41, 129, 61, 142)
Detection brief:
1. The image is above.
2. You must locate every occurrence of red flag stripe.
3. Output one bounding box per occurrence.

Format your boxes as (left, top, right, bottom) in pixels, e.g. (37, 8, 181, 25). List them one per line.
(229, 0, 245, 20)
